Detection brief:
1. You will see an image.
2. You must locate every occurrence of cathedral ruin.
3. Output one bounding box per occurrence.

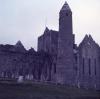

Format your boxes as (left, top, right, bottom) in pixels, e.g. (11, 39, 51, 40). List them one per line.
(0, 2, 100, 90)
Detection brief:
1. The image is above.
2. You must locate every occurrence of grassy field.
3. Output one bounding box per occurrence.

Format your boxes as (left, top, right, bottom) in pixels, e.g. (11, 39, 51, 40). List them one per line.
(0, 81, 100, 99)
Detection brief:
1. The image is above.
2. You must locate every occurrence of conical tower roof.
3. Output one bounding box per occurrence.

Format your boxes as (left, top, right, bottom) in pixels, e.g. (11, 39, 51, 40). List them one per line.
(61, 1, 71, 11)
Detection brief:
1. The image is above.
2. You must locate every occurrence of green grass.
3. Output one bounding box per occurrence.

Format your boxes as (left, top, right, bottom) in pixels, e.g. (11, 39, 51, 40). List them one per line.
(0, 81, 100, 99)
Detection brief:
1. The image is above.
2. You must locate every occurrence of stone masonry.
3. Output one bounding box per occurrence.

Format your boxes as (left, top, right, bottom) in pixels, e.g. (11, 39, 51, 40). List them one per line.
(0, 1, 100, 90)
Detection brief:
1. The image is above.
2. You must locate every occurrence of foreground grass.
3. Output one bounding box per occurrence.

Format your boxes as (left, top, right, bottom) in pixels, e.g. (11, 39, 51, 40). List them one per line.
(0, 81, 100, 99)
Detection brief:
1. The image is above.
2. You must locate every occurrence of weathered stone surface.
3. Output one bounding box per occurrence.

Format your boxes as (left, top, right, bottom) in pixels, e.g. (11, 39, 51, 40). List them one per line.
(38, 2, 100, 89)
(0, 1, 99, 90)
(56, 1, 75, 85)
(0, 44, 53, 81)
(77, 35, 100, 89)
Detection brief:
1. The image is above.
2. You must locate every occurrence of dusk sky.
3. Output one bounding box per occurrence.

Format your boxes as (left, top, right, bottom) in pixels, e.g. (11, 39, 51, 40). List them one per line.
(0, 0, 100, 50)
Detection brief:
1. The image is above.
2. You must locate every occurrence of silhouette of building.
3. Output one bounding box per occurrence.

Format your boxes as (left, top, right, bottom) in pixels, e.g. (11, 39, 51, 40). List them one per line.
(0, 1, 99, 90)
(38, 1, 100, 89)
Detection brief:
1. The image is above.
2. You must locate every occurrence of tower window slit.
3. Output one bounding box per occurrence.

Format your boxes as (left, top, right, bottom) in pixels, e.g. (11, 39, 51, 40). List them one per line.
(82, 58, 84, 74)
(95, 59, 96, 75)
(54, 63, 56, 73)
(89, 58, 91, 75)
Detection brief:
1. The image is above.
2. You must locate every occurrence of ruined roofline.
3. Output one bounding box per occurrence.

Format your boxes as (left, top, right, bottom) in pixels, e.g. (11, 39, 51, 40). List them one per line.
(38, 27, 58, 38)
(78, 34, 100, 48)
(0, 40, 27, 53)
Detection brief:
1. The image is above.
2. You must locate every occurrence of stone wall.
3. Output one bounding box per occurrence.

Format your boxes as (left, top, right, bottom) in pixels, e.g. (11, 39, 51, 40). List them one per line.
(0, 44, 53, 81)
(78, 35, 100, 89)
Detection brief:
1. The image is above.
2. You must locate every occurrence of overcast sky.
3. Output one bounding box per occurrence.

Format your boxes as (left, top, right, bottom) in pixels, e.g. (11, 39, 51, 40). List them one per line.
(0, 0, 100, 50)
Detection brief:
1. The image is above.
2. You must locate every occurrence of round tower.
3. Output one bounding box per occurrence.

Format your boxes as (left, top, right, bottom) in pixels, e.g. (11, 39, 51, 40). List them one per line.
(56, 1, 75, 85)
